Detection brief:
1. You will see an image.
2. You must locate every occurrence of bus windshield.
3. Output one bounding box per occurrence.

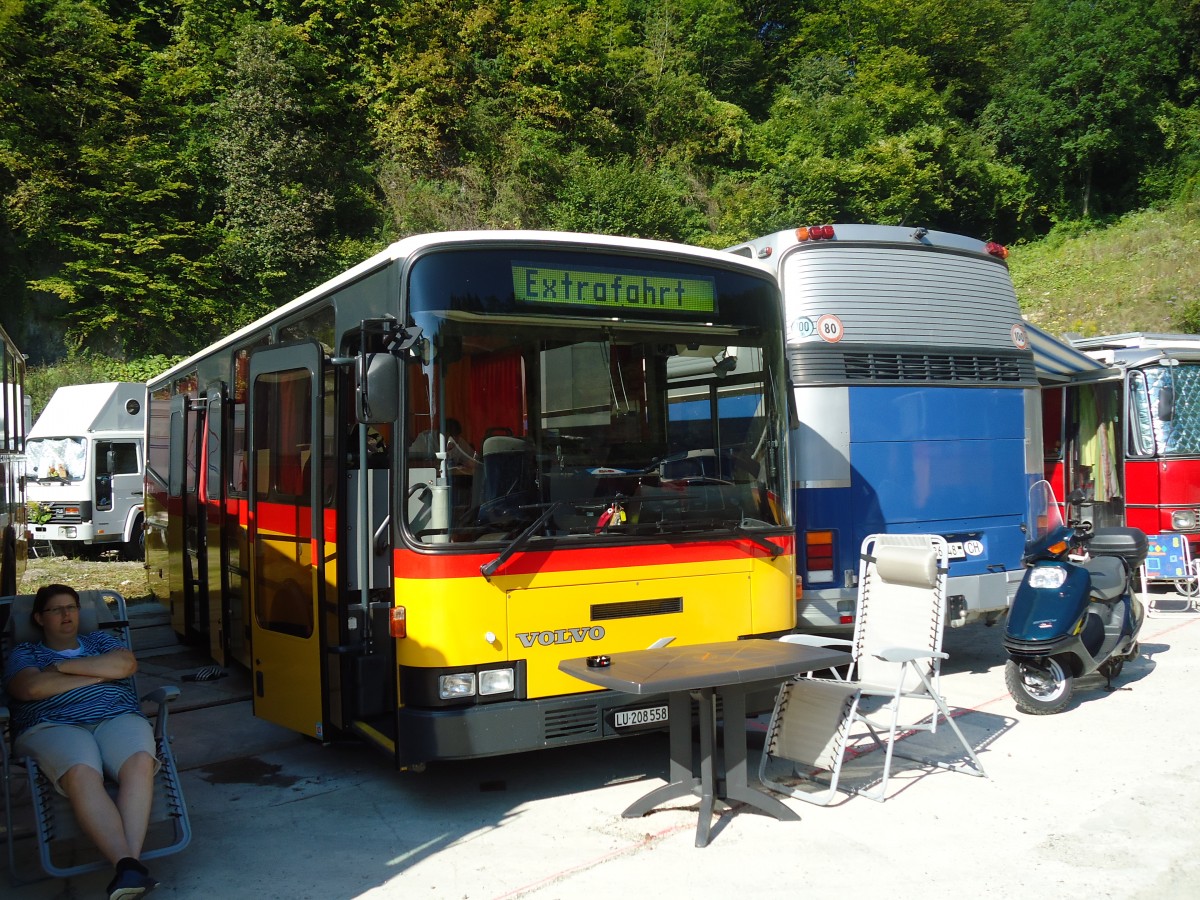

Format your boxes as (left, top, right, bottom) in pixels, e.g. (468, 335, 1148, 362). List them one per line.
(400, 248, 789, 545)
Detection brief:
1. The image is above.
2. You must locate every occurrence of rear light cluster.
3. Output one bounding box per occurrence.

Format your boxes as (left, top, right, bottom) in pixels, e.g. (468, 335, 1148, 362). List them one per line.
(804, 530, 835, 584)
(985, 241, 1009, 259)
(836, 600, 854, 626)
(796, 225, 835, 241)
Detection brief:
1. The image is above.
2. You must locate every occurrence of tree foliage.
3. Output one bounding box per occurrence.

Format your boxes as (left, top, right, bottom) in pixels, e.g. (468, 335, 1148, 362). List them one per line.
(0, 0, 1197, 363)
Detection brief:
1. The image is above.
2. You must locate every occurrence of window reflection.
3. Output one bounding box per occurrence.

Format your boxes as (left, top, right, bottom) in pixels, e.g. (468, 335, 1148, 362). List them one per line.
(403, 323, 785, 545)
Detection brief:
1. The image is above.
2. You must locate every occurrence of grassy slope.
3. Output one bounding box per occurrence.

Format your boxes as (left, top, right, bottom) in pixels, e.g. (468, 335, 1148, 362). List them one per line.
(1008, 201, 1200, 337)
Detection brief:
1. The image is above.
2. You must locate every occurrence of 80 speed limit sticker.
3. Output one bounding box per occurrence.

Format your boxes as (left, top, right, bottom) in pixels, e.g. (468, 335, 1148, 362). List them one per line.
(816, 314, 844, 343)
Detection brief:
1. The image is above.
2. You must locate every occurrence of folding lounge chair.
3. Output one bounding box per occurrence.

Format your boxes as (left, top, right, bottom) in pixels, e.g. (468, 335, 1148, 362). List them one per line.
(759, 534, 987, 804)
(1, 590, 190, 883)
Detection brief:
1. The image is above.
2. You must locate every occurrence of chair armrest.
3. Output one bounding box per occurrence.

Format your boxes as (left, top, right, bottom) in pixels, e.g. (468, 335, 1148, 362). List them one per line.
(873, 646, 948, 663)
(780, 634, 854, 649)
(141, 685, 181, 706)
(141, 686, 180, 744)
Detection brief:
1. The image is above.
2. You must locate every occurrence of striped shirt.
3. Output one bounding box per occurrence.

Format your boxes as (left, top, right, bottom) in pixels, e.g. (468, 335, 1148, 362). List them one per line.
(2, 632, 143, 737)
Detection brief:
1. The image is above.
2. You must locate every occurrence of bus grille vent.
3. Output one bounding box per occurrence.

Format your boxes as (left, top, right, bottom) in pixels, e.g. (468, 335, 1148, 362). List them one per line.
(544, 703, 601, 742)
(843, 352, 1025, 383)
(591, 597, 683, 620)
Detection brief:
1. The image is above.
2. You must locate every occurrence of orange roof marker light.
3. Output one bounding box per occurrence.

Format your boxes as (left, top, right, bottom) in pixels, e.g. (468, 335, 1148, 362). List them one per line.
(985, 240, 1009, 260)
(795, 225, 835, 242)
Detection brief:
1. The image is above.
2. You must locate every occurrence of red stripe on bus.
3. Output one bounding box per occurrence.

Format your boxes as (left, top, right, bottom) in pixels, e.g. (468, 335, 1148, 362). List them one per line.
(392, 534, 795, 579)
(248, 498, 793, 577)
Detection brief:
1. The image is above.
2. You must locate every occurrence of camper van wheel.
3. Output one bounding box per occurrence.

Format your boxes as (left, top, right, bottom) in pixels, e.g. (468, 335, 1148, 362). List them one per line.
(121, 515, 146, 561)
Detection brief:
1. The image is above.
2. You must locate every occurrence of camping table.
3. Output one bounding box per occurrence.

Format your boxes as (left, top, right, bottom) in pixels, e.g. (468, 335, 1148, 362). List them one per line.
(560, 639, 851, 847)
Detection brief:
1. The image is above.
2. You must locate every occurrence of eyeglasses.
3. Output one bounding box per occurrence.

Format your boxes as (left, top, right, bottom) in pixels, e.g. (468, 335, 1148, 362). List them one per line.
(41, 604, 80, 617)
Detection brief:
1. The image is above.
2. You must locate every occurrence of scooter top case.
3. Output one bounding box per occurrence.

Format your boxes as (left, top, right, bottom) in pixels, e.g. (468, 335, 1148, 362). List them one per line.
(1085, 527, 1149, 567)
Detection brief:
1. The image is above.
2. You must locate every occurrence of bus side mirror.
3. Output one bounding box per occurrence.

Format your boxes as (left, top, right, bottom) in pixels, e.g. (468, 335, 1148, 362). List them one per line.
(1159, 384, 1175, 422)
(357, 352, 398, 424)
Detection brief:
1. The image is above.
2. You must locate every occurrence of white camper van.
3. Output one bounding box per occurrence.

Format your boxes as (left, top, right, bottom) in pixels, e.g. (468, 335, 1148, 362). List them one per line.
(26, 382, 146, 559)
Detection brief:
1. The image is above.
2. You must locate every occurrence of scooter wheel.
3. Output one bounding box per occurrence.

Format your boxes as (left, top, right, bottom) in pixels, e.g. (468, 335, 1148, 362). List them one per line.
(1006, 657, 1073, 715)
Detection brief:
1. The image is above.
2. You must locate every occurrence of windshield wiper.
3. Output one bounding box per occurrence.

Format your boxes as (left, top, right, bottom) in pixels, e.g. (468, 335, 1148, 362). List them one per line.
(655, 519, 783, 559)
(732, 523, 783, 559)
(481, 502, 561, 581)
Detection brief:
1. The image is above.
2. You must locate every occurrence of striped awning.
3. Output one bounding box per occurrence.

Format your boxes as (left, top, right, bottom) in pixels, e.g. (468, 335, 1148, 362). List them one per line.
(1024, 322, 1115, 383)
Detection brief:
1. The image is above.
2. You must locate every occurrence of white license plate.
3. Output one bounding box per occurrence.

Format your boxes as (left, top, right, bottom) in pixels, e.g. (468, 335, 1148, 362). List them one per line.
(946, 542, 966, 559)
(614, 705, 669, 729)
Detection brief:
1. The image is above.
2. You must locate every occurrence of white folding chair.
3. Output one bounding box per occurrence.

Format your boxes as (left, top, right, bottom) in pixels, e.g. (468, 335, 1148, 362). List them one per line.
(760, 534, 986, 803)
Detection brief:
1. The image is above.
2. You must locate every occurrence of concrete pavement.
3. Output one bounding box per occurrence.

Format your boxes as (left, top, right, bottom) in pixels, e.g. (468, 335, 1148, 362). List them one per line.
(7, 593, 1200, 899)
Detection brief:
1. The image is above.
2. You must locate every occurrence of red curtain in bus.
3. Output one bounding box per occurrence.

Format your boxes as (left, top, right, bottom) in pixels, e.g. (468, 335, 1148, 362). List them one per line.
(468, 352, 525, 443)
(270, 370, 311, 500)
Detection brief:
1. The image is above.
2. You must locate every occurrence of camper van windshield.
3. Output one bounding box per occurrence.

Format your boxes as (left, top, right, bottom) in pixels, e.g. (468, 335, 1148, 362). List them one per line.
(1137, 364, 1200, 456)
(27, 437, 87, 482)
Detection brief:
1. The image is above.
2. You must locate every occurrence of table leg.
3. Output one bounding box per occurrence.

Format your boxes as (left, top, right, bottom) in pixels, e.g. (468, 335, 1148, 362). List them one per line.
(719, 686, 800, 823)
(694, 687, 717, 847)
(622, 691, 699, 818)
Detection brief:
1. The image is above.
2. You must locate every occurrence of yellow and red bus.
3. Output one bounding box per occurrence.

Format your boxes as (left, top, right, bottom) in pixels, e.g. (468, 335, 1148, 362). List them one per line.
(145, 231, 795, 766)
(1, 324, 28, 598)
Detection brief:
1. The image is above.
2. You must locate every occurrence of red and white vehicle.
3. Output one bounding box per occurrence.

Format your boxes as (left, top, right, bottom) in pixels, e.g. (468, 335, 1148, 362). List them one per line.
(1039, 333, 1200, 579)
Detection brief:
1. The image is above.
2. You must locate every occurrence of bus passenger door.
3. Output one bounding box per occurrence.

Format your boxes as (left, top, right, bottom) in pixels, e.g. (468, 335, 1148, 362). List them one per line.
(248, 344, 326, 738)
(168, 392, 206, 640)
(202, 382, 228, 666)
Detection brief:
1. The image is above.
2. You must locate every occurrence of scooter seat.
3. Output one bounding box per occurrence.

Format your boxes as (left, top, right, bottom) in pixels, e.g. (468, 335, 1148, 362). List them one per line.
(1084, 554, 1127, 601)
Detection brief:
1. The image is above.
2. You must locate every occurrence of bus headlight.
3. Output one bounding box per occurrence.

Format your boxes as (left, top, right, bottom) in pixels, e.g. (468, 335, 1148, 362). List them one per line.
(438, 673, 477, 699)
(479, 668, 515, 696)
(1028, 566, 1067, 589)
(1172, 510, 1197, 530)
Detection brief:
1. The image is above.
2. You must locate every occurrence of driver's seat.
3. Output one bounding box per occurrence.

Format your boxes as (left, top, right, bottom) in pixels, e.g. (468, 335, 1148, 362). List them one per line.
(475, 436, 537, 527)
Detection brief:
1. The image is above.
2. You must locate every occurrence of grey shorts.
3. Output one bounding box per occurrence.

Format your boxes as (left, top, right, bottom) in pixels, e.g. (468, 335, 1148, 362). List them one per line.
(14, 713, 159, 796)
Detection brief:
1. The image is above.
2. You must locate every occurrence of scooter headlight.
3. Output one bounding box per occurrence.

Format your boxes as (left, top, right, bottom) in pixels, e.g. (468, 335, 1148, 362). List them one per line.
(1028, 566, 1068, 589)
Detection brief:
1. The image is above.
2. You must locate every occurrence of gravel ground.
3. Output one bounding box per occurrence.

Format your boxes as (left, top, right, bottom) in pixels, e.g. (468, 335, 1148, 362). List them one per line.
(7, 589, 1200, 900)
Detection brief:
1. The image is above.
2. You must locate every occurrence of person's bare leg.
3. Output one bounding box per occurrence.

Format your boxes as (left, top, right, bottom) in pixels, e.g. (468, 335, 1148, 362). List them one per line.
(59, 764, 134, 864)
(114, 751, 156, 859)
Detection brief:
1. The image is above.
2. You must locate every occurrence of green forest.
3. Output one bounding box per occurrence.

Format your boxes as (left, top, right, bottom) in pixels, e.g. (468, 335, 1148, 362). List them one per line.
(2, 0, 1199, 367)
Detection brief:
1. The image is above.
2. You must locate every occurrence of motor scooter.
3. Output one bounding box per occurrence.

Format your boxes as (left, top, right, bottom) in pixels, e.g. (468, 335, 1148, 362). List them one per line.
(1003, 481, 1147, 715)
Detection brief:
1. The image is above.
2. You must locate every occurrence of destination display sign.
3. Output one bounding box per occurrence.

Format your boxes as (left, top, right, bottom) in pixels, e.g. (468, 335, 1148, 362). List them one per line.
(512, 262, 717, 314)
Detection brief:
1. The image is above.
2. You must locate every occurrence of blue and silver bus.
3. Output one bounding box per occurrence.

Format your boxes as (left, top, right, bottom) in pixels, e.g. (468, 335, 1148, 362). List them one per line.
(728, 225, 1042, 632)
